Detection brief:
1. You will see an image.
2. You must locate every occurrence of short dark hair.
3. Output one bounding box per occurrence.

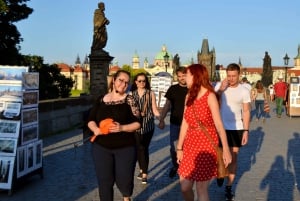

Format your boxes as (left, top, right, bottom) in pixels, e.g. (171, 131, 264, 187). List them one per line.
(226, 63, 240, 74)
(176, 66, 186, 74)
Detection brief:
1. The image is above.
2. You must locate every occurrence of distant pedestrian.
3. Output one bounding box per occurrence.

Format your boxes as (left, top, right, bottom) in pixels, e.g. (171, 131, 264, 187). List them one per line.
(241, 77, 251, 92)
(215, 63, 251, 201)
(274, 75, 287, 118)
(158, 67, 188, 178)
(252, 80, 267, 122)
(268, 84, 275, 102)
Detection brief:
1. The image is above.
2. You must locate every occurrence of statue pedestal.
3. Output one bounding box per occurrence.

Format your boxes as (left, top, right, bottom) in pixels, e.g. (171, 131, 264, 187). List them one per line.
(89, 49, 113, 98)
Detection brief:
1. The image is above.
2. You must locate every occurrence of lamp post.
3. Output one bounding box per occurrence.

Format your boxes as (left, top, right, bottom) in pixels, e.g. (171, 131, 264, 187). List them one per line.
(283, 53, 290, 82)
(163, 52, 169, 72)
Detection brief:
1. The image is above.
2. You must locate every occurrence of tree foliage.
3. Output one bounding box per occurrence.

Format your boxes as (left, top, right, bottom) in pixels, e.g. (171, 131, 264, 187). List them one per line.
(21, 55, 74, 100)
(0, 0, 33, 65)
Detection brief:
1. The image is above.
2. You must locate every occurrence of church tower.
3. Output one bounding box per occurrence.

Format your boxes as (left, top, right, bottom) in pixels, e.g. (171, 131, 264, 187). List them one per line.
(294, 44, 300, 69)
(197, 39, 216, 80)
(132, 50, 140, 69)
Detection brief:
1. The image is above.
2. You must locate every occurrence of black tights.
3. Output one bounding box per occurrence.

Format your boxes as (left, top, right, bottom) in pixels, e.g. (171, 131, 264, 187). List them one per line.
(135, 130, 154, 174)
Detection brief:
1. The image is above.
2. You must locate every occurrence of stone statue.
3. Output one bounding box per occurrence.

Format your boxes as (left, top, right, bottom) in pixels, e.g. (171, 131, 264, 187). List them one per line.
(173, 54, 180, 71)
(262, 51, 273, 87)
(92, 2, 110, 50)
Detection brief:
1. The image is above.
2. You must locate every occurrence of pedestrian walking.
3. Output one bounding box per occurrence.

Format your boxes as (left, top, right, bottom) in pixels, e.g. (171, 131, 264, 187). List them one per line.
(274, 75, 287, 118)
(252, 80, 267, 122)
(158, 67, 188, 178)
(130, 72, 160, 185)
(176, 64, 231, 201)
(215, 63, 251, 201)
(87, 70, 141, 201)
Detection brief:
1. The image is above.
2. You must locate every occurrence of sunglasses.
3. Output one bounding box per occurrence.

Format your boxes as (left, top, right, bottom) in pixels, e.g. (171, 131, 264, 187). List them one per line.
(137, 80, 146, 83)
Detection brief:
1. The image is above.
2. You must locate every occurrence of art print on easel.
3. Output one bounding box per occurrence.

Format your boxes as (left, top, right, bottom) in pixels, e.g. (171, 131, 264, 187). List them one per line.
(35, 140, 43, 169)
(21, 124, 38, 145)
(0, 156, 15, 189)
(22, 90, 39, 109)
(21, 108, 38, 127)
(22, 72, 39, 90)
(26, 144, 35, 172)
(16, 146, 27, 178)
(0, 66, 28, 85)
(0, 138, 18, 157)
(0, 119, 20, 138)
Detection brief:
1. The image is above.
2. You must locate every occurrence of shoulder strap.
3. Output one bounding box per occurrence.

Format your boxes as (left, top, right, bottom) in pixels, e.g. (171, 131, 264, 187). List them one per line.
(192, 104, 217, 149)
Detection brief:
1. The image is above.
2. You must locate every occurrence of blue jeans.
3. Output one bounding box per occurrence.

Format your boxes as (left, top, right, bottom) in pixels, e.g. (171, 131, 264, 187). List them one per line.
(276, 97, 284, 115)
(170, 124, 180, 169)
(255, 100, 265, 119)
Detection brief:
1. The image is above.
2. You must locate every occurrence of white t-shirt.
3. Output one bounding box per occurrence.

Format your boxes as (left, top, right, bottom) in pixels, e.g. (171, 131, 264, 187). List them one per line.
(219, 84, 251, 130)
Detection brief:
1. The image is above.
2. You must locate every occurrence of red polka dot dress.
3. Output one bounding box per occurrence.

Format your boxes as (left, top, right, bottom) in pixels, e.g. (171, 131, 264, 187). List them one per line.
(178, 91, 218, 181)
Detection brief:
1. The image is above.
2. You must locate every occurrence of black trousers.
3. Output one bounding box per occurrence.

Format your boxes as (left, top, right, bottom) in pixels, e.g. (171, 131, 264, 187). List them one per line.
(92, 143, 136, 201)
(134, 129, 154, 174)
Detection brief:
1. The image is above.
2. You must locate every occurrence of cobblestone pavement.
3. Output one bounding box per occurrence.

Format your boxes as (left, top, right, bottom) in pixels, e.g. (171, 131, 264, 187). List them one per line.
(1, 102, 300, 201)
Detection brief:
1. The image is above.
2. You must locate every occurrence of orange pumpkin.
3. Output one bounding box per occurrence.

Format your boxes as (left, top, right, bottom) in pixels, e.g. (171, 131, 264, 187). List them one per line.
(99, 118, 114, 134)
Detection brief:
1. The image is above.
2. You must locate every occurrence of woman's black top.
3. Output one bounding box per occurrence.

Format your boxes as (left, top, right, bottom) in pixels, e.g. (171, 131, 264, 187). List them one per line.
(88, 94, 140, 149)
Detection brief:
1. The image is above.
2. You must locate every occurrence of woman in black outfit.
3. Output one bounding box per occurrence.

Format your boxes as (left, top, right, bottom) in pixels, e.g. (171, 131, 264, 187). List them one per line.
(88, 70, 141, 201)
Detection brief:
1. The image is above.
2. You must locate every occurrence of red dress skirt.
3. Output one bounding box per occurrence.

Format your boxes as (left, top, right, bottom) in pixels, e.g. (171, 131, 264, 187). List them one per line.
(178, 91, 218, 181)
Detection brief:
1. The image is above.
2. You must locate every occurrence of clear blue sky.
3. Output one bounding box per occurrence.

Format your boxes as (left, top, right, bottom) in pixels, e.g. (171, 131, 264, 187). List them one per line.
(17, 0, 300, 67)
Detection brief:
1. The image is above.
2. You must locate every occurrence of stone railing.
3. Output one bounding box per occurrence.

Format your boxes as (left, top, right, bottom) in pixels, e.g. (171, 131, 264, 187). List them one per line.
(38, 95, 94, 138)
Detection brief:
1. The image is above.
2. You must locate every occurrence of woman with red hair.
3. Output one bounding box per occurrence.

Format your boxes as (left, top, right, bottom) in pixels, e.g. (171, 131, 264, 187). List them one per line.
(176, 64, 232, 201)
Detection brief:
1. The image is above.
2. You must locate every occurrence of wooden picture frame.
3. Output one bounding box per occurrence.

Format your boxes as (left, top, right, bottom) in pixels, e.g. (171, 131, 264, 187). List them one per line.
(22, 90, 39, 109)
(21, 124, 39, 145)
(0, 156, 15, 189)
(17, 146, 27, 178)
(0, 119, 20, 138)
(0, 138, 18, 157)
(22, 72, 39, 90)
(22, 108, 38, 127)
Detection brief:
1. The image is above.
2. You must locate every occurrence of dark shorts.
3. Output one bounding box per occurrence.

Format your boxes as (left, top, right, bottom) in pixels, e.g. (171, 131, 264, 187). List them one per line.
(224, 130, 244, 147)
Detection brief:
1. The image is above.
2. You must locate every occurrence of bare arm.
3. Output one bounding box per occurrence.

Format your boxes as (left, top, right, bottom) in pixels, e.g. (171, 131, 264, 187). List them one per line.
(241, 102, 251, 145)
(151, 91, 160, 118)
(158, 99, 171, 129)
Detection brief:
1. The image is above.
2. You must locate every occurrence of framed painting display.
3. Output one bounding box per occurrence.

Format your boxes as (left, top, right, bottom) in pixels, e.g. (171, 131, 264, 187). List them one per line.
(0, 138, 18, 157)
(26, 143, 35, 172)
(21, 124, 38, 145)
(0, 84, 22, 115)
(0, 83, 22, 98)
(22, 90, 39, 109)
(22, 72, 39, 90)
(0, 66, 28, 85)
(17, 146, 27, 178)
(0, 119, 20, 138)
(21, 108, 38, 127)
(0, 156, 15, 189)
(35, 140, 43, 169)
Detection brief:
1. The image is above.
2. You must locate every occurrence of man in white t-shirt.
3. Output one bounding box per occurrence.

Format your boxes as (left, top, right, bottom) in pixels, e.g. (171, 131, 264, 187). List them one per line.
(215, 63, 251, 201)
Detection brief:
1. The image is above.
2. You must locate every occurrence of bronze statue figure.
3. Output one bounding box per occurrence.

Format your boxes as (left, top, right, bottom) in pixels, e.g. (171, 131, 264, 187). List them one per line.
(92, 2, 110, 50)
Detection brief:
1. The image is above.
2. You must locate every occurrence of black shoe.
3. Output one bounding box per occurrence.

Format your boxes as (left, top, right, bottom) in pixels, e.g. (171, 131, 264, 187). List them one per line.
(137, 172, 142, 180)
(217, 178, 224, 187)
(141, 177, 147, 184)
(169, 167, 177, 178)
(225, 186, 235, 201)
